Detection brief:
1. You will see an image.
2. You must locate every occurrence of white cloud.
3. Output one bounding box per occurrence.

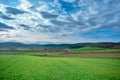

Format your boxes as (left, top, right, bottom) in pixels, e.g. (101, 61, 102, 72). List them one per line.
(18, 0, 32, 11)
(0, 0, 120, 43)
(36, 2, 48, 12)
(62, 0, 76, 3)
(0, 4, 7, 12)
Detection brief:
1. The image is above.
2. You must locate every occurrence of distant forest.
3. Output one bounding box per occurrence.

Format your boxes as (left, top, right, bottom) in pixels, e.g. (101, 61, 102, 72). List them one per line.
(0, 42, 120, 49)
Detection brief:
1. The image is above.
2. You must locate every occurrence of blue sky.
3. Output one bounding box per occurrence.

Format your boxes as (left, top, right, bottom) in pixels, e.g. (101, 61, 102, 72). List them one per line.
(0, 0, 120, 43)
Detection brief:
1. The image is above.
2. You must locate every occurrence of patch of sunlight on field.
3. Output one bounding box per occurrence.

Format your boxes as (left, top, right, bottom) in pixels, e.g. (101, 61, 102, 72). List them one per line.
(70, 47, 120, 53)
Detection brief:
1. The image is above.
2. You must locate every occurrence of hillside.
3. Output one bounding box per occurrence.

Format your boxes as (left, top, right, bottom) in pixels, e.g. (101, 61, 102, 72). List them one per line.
(0, 42, 120, 49)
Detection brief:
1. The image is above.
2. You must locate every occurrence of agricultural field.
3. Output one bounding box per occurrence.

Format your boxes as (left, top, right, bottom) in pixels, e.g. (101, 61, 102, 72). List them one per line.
(0, 0, 120, 79)
(0, 54, 120, 80)
(70, 47, 120, 53)
(0, 47, 120, 80)
(17, 52, 63, 56)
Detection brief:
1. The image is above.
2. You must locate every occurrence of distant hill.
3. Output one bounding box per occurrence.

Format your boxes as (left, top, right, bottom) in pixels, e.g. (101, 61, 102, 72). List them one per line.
(0, 42, 120, 49)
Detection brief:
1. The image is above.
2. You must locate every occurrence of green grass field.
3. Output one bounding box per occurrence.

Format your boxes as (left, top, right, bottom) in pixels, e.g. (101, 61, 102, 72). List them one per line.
(0, 55, 120, 80)
(70, 47, 120, 53)
(17, 52, 63, 56)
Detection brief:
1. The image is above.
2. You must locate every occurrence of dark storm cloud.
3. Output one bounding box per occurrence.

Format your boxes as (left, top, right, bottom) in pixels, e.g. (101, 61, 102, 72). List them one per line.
(39, 24, 52, 28)
(19, 24, 31, 30)
(0, 28, 8, 31)
(86, 9, 120, 29)
(39, 24, 60, 33)
(68, 19, 88, 27)
(40, 11, 58, 19)
(5, 7, 25, 15)
(50, 19, 88, 30)
(0, 22, 14, 31)
(50, 20, 69, 26)
(0, 12, 14, 20)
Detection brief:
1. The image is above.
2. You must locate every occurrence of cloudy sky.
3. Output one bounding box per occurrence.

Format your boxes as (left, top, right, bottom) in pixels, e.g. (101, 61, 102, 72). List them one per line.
(0, 0, 120, 43)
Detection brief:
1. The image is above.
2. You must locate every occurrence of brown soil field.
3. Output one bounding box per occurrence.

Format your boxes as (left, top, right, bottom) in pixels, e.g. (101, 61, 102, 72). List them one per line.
(46, 53, 120, 58)
(0, 50, 120, 58)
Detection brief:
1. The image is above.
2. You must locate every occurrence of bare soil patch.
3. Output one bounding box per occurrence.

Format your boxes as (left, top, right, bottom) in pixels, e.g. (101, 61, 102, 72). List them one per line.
(45, 53, 120, 58)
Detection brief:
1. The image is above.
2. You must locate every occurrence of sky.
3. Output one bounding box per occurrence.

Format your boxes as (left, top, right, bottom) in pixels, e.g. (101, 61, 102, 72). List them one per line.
(0, 0, 120, 44)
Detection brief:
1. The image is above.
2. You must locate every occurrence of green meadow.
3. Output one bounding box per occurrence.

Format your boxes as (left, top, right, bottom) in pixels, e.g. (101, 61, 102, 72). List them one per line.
(70, 47, 120, 53)
(0, 55, 120, 80)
